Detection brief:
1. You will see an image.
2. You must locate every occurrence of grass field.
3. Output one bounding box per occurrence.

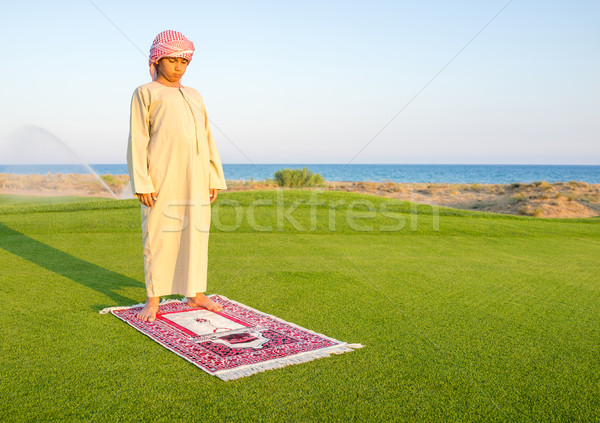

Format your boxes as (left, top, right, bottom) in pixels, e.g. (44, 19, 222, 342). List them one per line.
(0, 190, 599, 422)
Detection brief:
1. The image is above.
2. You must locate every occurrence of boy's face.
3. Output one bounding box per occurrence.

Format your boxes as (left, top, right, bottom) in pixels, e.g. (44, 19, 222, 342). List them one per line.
(156, 57, 189, 83)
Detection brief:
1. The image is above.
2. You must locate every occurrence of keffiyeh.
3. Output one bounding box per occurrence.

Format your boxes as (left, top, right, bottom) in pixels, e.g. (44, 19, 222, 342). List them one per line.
(149, 30, 195, 80)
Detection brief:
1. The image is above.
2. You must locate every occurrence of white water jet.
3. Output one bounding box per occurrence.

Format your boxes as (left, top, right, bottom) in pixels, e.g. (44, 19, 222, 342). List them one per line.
(119, 183, 133, 200)
(3, 124, 119, 199)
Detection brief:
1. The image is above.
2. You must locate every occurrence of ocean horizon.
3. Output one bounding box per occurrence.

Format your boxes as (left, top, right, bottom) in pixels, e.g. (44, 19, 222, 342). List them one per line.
(1, 163, 599, 184)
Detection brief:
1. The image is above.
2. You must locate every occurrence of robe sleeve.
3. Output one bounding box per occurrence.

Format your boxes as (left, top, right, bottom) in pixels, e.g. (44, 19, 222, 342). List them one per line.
(203, 102, 228, 190)
(126, 86, 156, 194)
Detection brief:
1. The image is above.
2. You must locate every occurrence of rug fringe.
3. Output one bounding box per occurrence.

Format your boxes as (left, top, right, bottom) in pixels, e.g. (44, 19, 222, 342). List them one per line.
(215, 344, 363, 381)
(98, 298, 183, 314)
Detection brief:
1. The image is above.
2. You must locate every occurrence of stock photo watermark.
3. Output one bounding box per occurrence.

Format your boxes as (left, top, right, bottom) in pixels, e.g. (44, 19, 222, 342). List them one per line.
(158, 190, 439, 233)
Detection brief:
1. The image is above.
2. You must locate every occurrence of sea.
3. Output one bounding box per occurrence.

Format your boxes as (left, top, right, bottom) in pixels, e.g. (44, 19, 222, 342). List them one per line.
(1, 164, 599, 184)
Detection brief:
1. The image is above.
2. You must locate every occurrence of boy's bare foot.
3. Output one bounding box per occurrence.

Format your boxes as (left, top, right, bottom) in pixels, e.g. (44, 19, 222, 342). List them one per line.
(187, 293, 223, 312)
(136, 296, 160, 322)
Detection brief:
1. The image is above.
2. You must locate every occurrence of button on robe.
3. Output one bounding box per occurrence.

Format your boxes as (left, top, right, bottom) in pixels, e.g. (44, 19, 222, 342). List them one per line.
(126, 81, 227, 297)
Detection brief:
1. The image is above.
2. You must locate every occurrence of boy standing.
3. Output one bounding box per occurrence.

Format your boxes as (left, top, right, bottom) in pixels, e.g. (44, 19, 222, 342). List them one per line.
(127, 30, 226, 322)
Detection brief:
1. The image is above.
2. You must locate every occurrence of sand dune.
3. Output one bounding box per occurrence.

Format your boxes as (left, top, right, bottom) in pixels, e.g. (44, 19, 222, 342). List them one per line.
(1, 173, 598, 218)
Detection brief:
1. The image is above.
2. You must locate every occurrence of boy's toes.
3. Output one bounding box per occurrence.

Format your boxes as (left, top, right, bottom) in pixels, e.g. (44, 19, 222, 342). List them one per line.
(208, 301, 223, 312)
(136, 307, 158, 322)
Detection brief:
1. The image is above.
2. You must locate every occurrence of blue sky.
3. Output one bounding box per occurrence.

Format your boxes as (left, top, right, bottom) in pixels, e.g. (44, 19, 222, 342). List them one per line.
(0, 0, 598, 164)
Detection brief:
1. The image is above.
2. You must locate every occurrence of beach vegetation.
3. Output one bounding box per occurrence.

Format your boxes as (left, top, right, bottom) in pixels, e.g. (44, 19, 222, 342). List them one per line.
(531, 180, 550, 188)
(578, 193, 598, 203)
(510, 194, 525, 204)
(381, 182, 402, 192)
(568, 180, 588, 188)
(101, 174, 118, 185)
(468, 183, 483, 192)
(273, 167, 325, 188)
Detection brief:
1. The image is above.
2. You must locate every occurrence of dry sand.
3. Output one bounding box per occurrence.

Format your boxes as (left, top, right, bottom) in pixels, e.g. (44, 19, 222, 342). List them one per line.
(0, 173, 131, 199)
(1, 173, 599, 218)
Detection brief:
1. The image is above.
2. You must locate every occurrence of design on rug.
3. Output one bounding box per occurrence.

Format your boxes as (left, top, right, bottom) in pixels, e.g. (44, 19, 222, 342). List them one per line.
(100, 295, 363, 381)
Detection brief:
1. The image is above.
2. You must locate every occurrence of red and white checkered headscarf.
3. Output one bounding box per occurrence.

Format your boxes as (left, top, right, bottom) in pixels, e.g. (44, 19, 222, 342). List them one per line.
(149, 30, 195, 80)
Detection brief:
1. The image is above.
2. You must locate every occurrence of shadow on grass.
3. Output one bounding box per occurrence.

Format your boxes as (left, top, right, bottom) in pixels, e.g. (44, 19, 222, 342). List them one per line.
(0, 221, 142, 311)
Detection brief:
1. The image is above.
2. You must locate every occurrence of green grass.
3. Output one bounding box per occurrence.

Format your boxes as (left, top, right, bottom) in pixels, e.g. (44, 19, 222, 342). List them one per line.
(0, 190, 599, 422)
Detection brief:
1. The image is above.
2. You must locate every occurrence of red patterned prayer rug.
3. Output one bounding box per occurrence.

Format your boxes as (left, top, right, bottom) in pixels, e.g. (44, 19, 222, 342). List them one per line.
(100, 295, 363, 381)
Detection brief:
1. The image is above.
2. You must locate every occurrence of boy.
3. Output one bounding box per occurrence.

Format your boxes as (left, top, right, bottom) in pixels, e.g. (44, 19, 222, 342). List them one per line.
(127, 30, 226, 322)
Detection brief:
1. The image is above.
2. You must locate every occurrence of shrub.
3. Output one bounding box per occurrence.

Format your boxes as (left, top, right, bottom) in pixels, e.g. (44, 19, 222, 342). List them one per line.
(382, 182, 401, 192)
(273, 167, 325, 187)
(568, 180, 587, 188)
(510, 194, 525, 204)
(101, 174, 117, 185)
(530, 181, 552, 190)
(469, 183, 483, 192)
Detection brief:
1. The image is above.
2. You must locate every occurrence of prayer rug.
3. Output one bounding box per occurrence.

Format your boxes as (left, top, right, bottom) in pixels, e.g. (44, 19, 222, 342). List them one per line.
(100, 295, 363, 381)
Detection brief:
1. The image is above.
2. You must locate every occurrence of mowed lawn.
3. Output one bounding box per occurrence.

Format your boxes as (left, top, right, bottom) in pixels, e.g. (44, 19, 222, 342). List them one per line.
(0, 190, 599, 422)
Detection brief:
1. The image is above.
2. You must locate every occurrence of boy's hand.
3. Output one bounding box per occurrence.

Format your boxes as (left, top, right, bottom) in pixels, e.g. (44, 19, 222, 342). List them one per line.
(136, 192, 158, 207)
(209, 188, 218, 204)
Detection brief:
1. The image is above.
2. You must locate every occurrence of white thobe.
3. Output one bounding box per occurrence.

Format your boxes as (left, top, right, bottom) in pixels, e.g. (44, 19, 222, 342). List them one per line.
(126, 81, 227, 297)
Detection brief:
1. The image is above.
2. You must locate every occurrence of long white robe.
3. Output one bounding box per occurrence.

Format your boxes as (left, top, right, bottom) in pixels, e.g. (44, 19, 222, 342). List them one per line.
(126, 80, 227, 297)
